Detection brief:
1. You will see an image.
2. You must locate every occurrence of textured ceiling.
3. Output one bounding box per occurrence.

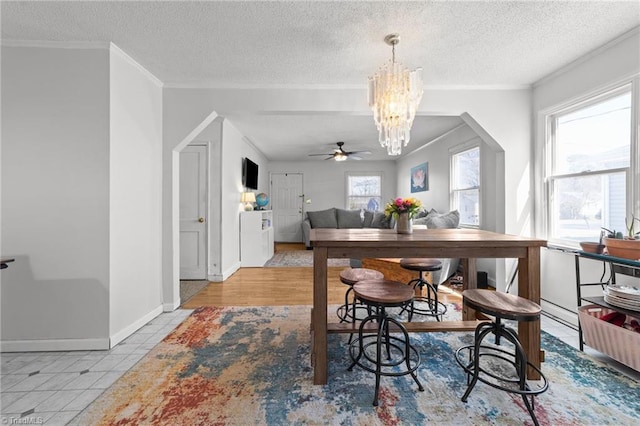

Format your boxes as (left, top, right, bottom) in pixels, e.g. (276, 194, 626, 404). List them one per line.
(2, 1, 639, 160)
(227, 114, 465, 161)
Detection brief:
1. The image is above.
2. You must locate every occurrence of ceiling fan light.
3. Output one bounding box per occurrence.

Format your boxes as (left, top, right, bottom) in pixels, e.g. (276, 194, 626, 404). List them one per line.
(335, 153, 348, 161)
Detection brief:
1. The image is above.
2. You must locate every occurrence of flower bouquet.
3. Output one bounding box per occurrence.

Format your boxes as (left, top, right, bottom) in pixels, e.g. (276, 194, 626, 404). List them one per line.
(384, 197, 422, 234)
(384, 197, 422, 219)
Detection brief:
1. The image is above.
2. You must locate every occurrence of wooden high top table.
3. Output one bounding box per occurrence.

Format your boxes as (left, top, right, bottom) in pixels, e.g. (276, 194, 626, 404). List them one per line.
(310, 228, 547, 385)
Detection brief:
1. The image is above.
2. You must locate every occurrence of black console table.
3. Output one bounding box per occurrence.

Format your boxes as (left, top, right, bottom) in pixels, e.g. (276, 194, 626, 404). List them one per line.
(574, 251, 640, 351)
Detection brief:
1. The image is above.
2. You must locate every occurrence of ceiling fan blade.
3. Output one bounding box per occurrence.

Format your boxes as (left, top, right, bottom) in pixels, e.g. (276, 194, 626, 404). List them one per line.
(310, 143, 370, 160)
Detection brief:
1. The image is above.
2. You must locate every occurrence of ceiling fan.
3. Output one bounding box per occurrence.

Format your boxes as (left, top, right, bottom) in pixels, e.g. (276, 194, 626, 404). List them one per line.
(308, 142, 372, 161)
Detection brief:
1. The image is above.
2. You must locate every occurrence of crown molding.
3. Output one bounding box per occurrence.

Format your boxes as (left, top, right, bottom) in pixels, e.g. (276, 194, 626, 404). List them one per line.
(163, 82, 530, 91)
(109, 43, 163, 88)
(424, 84, 531, 91)
(162, 82, 366, 90)
(1, 39, 109, 49)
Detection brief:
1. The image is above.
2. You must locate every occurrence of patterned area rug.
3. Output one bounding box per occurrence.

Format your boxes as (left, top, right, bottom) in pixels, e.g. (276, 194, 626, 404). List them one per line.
(74, 306, 639, 425)
(265, 250, 351, 267)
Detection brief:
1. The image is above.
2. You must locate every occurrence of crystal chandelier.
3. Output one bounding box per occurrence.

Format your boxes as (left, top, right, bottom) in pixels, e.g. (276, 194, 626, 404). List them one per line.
(368, 34, 423, 156)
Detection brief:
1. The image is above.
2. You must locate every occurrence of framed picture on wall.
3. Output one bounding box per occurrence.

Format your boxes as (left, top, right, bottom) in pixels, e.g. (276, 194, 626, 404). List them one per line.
(410, 162, 428, 193)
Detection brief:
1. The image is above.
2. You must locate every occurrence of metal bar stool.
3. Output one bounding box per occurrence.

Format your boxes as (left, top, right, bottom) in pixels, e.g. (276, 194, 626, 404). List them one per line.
(399, 258, 447, 321)
(336, 268, 384, 323)
(347, 279, 424, 406)
(455, 289, 548, 426)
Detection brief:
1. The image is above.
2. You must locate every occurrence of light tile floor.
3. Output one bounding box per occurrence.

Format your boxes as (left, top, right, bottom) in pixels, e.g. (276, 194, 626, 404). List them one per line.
(1, 311, 638, 425)
(1, 309, 192, 426)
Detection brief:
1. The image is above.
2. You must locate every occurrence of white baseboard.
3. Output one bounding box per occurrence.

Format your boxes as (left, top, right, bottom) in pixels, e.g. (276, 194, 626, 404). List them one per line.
(541, 299, 578, 327)
(209, 262, 241, 282)
(110, 305, 163, 347)
(1, 305, 166, 352)
(163, 301, 180, 312)
(488, 277, 497, 289)
(0, 338, 109, 353)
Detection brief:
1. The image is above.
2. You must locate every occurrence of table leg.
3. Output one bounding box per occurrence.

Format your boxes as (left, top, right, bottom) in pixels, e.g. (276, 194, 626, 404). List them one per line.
(518, 247, 541, 380)
(313, 247, 328, 385)
(461, 258, 477, 321)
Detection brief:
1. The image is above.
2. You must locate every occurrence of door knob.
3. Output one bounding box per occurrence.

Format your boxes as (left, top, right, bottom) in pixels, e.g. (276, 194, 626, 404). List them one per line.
(198, 217, 205, 223)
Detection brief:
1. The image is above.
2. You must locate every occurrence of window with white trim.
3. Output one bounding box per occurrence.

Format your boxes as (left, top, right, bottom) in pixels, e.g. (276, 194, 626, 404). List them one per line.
(451, 146, 480, 227)
(545, 85, 632, 244)
(346, 173, 382, 211)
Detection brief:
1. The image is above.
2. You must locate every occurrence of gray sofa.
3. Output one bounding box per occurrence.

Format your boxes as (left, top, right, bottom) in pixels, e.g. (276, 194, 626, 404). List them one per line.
(302, 207, 461, 286)
(301, 207, 393, 248)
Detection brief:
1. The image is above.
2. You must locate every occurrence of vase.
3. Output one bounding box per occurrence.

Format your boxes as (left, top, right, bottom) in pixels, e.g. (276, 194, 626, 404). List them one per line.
(396, 212, 413, 234)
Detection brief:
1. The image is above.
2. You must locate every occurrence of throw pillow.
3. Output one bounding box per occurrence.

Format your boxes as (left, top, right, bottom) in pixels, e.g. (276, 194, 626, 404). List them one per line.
(371, 212, 392, 229)
(414, 209, 439, 226)
(307, 208, 338, 228)
(362, 210, 374, 227)
(414, 208, 430, 219)
(425, 210, 460, 229)
(413, 216, 429, 226)
(336, 209, 363, 228)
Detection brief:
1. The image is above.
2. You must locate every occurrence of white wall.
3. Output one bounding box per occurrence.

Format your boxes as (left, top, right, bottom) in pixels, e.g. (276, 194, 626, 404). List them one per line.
(424, 89, 532, 237)
(1, 46, 110, 350)
(533, 29, 640, 325)
(396, 124, 505, 288)
(108, 46, 164, 345)
(267, 160, 397, 214)
(220, 120, 245, 277)
(396, 125, 475, 212)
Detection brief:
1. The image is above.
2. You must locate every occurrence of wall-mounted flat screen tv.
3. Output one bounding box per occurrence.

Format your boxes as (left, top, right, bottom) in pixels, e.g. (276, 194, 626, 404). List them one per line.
(242, 157, 259, 190)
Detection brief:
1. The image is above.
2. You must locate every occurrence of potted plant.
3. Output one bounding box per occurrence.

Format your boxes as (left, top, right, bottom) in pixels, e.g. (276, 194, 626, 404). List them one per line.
(603, 215, 640, 260)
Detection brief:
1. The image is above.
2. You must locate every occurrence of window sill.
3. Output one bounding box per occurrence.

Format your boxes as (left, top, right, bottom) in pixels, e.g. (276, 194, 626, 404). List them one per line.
(546, 243, 579, 254)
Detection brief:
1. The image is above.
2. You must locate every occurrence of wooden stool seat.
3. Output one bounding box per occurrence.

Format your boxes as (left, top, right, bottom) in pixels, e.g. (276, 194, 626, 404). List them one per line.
(353, 279, 414, 306)
(399, 258, 442, 272)
(463, 289, 541, 322)
(340, 268, 384, 286)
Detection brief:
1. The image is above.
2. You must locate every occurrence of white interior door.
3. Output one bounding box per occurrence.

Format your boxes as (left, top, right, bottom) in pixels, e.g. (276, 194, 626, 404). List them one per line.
(180, 145, 207, 279)
(271, 173, 303, 242)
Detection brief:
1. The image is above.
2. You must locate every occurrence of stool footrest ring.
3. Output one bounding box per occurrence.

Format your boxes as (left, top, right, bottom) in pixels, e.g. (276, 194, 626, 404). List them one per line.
(455, 345, 549, 397)
(408, 297, 448, 319)
(336, 303, 371, 323)
(349, 335, 421, 377)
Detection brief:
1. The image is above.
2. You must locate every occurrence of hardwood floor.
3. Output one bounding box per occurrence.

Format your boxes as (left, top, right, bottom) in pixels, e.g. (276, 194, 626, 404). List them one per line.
(182, 266, 350, 308)
(182, 242, 462, 308)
